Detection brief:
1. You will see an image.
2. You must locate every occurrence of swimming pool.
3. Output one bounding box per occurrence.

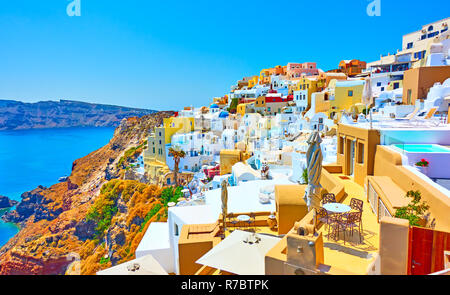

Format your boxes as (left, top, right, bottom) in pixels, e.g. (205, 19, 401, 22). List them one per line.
(391, 144, 450, 179)
(394, 144, 450, 153)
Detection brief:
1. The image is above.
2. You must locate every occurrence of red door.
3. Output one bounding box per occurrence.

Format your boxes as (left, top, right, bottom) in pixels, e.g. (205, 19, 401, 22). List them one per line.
(409, 226, 450, 275)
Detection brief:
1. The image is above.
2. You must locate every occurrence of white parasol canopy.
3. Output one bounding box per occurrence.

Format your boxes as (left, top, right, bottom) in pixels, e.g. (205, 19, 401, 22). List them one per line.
(96, 254, 168, 275)
(196, 230, 280, 275)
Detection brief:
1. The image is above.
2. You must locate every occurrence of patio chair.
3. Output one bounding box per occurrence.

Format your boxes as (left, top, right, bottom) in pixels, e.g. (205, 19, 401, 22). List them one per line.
(322, 193, 336, 204)
(326, 213, 341, 241)
(337, 211, 362, 244)
(350, 198, 363, 212)
(350, 198, 364, 232)
(316, 207, 334, 237)
(316, 207, 328, 226)
(395, 107, 419, 121)
(414, 107, 438, 126)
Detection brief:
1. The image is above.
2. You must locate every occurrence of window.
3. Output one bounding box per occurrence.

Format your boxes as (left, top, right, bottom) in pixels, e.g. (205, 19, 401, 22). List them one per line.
(407, 42, 413, 49)
(153, 147, 155, 153)
(339, 136, 344, 154)
(377, 82, 381, 87)
(167, 178, 171, 185)
(381, 87, 384, 91)
(407, 89, 412, 105)
(174, 223, 179, 236)
(421, 34, 427, 40)
(348, 90, 353, 97)
(428, 25, 433, 31)
(393, 82, 400, 90)
(357, 142, 364, 164)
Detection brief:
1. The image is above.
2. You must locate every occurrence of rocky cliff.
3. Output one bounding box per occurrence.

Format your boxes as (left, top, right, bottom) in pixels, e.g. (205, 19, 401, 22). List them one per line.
(0, 99, 157, 130)
(0, 111, 175, 275)
(0, 196, 18, 209)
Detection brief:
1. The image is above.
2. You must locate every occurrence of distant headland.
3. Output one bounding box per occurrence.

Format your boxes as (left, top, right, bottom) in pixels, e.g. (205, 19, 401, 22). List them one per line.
(0, 99, 158, 130)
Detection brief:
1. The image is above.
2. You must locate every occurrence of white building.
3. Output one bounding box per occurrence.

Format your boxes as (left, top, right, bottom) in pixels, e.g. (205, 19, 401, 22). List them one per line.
(293, 90, 308, 112)
(135, 222, 174, 273)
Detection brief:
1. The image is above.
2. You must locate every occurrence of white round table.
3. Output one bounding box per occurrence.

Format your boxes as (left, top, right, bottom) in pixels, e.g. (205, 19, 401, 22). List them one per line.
(323, 203, 351, 214)
(237, 215, 250, 222)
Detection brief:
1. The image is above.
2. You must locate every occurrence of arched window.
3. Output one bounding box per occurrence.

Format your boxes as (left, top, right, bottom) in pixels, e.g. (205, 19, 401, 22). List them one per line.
(428, 25, 433, 31)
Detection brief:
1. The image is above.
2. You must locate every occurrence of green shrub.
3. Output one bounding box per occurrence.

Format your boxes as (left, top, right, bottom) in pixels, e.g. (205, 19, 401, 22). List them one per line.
(86, 181, 121, 239)
(395, 190, 430, 227)
(99, 256, 110, 265)
(302, 168, 308, 184)
(139, 203, 163, 232)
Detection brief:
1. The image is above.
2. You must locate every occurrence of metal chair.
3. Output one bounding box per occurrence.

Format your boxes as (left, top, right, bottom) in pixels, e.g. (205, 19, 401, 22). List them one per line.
(350, 198, 364, 232)
(337, 211, 362, 244)
(317, 208, 333, 239)
(327, 213, 341, 241)
(350, 198, 363, 212)
(322, 193, 336, 204)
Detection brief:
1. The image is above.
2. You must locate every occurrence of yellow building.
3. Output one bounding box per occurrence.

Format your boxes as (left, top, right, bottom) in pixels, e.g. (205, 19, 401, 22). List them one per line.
(296, 77, 319, 111)
(331, 80, 365, 117)
(386, 80, 403, 91)
(247, 76, 259, 88)
(236, 102, 256, 117)
(314, 92, 332, 115)
(144, 116, 195, 184)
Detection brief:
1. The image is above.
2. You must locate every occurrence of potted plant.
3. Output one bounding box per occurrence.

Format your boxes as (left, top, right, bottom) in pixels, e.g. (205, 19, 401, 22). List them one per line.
(415, 158, 429, 175)
(395, 190, 430, 227)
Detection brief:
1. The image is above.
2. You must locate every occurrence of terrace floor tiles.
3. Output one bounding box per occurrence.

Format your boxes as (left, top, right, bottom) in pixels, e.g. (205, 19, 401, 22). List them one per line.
(317, 174, 380, 274)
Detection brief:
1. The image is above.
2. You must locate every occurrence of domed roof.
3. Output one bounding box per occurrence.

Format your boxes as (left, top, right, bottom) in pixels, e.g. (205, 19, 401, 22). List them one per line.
(210, 104, 219, 108)
(218, 111, 229, 118)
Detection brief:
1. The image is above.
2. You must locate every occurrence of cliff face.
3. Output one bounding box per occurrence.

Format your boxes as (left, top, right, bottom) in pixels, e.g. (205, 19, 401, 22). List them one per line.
(0, 99, 158, 130)
(0, 111, 174, 275)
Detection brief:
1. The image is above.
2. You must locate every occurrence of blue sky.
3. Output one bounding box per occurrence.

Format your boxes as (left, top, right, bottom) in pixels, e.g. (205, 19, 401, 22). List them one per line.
(0, 0, 448, 111)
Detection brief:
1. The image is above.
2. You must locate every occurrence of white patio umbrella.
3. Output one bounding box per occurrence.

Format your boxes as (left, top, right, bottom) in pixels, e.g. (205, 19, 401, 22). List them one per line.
(362, 77, 374, 129)
(96, 254, 168, 275)
(303, 131, 323, 212)
(196, 230, 280, 275)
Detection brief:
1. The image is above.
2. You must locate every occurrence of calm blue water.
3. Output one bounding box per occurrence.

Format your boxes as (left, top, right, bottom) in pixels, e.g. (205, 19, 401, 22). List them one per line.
(0, 127, 115, 246)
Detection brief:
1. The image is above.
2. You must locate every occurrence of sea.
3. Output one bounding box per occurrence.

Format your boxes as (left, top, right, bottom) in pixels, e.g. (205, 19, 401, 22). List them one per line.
(0, 127, 116, 246)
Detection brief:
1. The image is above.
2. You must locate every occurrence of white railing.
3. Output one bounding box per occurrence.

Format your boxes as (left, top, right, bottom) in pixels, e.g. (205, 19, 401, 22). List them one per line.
(378, 199, 392, 222)
(368, 182, 378, 216)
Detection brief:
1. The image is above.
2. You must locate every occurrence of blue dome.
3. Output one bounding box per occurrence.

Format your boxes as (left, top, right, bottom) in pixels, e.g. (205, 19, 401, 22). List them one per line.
(218, 111, 229, 118)
(210, 104, 219, 108)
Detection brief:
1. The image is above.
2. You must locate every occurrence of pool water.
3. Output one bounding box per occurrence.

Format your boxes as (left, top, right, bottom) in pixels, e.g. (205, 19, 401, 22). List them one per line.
(395, 144, 450, 153)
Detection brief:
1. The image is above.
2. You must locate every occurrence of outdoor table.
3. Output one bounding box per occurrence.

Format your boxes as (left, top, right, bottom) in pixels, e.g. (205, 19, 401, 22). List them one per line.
(322, 203, 351, 241)
(236, 215, 250, 228)
(323, 203, 351, 214)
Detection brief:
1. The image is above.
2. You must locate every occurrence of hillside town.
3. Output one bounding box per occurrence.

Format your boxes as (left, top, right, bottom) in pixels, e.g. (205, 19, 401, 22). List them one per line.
(97, 17, 450, 276)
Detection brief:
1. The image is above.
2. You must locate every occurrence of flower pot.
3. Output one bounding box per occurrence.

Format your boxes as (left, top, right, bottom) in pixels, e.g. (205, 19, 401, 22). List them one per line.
(415, 165, 429, 175)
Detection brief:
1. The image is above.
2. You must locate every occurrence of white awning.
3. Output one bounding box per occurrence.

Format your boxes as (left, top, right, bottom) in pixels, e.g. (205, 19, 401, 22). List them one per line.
(196, 230, 280, 275)
(96, 254, 168, 275)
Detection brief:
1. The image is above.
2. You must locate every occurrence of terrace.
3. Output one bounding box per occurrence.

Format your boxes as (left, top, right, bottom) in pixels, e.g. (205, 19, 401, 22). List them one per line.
(182, 169, 381, 275)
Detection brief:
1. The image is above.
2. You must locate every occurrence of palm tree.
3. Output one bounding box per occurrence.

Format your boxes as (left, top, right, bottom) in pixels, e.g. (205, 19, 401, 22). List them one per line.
(168, 146, 186, 187)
